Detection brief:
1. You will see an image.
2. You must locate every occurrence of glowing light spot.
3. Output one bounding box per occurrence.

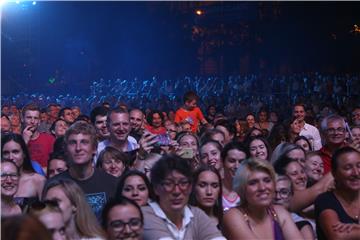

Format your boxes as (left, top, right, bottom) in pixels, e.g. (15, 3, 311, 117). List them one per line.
(195, 10, 203, 16)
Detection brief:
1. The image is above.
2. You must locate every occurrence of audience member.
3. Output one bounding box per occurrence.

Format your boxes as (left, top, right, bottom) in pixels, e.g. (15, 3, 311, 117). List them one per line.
(102, 197, 144, 240)
(142, 154, 225, 239)
(1, 160, 22, 217)
(223, 158, 303, 239)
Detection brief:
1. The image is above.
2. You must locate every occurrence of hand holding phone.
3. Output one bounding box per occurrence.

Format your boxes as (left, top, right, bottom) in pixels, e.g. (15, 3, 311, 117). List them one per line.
(180, 148, 194, 159)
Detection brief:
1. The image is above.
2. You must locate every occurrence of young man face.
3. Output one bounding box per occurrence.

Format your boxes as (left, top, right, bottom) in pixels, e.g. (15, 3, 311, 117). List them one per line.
(66, 133, 96, 166)
(23, 110, 40, 132)
(130, 110, 144, 131)
(293, 105, 306, 122)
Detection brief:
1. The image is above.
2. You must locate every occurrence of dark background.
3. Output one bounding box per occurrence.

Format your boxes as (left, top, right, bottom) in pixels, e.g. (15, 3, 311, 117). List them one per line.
(2, 1, 360, 96)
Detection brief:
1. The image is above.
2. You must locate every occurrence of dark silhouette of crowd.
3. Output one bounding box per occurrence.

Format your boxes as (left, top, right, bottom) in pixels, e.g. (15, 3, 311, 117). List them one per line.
(1, 74, 360, 240)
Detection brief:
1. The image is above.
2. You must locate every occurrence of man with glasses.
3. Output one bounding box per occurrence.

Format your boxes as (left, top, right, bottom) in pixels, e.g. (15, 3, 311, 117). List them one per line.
(319, 114, 347, 174)
(141, 154, 225, 240)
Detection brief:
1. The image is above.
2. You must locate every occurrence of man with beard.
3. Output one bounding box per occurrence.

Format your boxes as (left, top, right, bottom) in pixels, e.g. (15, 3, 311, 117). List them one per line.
(95, 108, 138, 165)
(90, 106, 110, 142)
(129, 108, 145, 142)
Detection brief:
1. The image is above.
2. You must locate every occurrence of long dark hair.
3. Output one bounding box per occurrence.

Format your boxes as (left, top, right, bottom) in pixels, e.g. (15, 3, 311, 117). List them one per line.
(189, 165, 223, 228)
(1, 133, 35, 173)
(115, 170, 155, 202)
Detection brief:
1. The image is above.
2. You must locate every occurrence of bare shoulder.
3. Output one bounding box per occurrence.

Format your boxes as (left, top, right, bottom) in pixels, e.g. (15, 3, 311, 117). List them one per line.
(22, 172, 46, 183)
(272, 205, 292, 223)
(223, 207, 245, 222)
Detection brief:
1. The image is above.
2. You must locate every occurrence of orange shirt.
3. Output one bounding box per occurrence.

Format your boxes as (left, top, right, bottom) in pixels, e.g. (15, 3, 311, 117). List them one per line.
(175, 107, 205, 133)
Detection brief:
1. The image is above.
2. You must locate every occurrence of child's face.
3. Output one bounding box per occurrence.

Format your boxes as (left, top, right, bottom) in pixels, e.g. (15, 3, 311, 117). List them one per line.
(185, 100, 197, 110)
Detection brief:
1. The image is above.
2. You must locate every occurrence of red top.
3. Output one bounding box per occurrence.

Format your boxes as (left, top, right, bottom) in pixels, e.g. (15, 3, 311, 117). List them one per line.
(174, 107, 205, 133)
(28, 132, 55, 167)
(145, 125, 167, 135)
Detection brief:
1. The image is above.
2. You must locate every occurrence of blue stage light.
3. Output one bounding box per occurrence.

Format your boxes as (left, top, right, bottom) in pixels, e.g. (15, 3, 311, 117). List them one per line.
(32, 1, 36, 5)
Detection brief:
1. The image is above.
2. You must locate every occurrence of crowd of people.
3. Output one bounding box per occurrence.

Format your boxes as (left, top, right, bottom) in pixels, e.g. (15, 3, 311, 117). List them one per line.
(1, 85, 360, 240)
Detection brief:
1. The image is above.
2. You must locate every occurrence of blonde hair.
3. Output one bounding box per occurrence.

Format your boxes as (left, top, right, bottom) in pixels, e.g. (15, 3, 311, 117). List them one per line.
(42, 179, 105, 238)
(233, 158, 276, 207)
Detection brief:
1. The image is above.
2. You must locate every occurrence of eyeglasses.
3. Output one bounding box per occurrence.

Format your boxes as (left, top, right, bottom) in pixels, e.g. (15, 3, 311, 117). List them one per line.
(109, 218, 142, 232)
(1, 173, 19, 181)
(160, 180, 190, 192)
(326, 127, 345, 134)
(275, 189, 291, 199)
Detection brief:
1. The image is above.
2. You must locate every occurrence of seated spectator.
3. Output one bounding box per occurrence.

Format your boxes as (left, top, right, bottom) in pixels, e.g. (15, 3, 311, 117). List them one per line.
(304, 151, 324, 187)
(47, 152, 68, 179)
(50, 119, 69, 139)
(350, 125, 360, 142)
(214, 119, 236, 145)
(268, 123, 287, 150)
(102, 197, 144, 240)
(1, 114, 12, 135)
(1, 133, 46, 205)
(271, 142, 306, 167)
(189, 166, 223, 228)
(294, 136, 313, 152)
(200, 128, 225, 147)
(315, 147, 360, 240)
(245, 113, 256, 130)
(145, 110, 167, 135)
(223, 158, 303, 239)
(254, 108, 274, 137)
(176, 131, 200, 169)
(142, 154, 225, 240)
(115, 170, 155, 207)
(43, 178, 106, 239)
(221, 142, 248, 210)
(27, 200, 67, 240)
(96, 146, 128, 178)
(200, 140, 223, 171)
(273, 175, 315, 240)
(284, 117, 302, 144)
(134, 153, 162, 179)
(1, 160, 22, 217)
(246, 136, 271, 162)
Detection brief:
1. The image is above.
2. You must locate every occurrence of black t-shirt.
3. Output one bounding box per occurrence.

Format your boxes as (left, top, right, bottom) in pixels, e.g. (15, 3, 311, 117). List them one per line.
(48, 168, 118, 220)
(315, 191, 358, 240)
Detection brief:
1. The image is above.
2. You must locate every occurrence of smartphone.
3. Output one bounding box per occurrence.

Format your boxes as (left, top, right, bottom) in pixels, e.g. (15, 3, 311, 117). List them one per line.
(155, 133, 171, 146)
(181, 148, 194, 159)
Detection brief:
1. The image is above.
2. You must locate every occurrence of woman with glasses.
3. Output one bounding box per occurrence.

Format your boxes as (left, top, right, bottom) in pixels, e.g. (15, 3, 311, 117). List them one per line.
(273, 175, 315, 240)
(315, 147, 360, 240)
(1, 160, 22, 217)
(115, 170, 155, 207)
(223, 158, 303, 240)
(102, 197, 144, 240)
(142, 154, 225, 240)
(42, 179, 106, 240)
(27, 200, 68, 240)
(1, 133, 46, 207)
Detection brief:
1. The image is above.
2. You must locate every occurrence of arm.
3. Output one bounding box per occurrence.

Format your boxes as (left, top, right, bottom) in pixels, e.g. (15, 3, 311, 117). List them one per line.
(290, 172, 333, 212)
(312, 128, 322, 150)
(319, 209, 360, 240)
(35, 174, 46, 199)
(222, 208, 258, 240)
(273, 205, 304, 240)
